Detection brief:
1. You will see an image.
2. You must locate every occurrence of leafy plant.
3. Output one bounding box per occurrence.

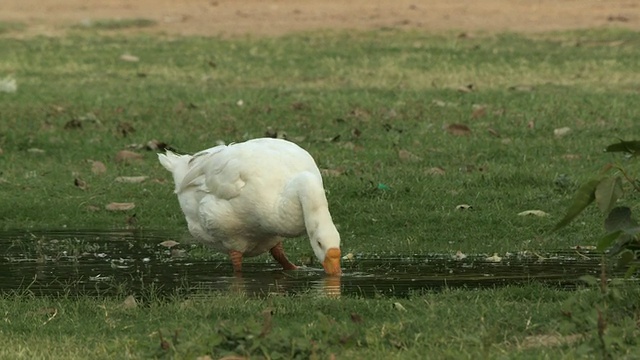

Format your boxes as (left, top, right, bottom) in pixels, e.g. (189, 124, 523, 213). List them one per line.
(554, 139, 640, 269)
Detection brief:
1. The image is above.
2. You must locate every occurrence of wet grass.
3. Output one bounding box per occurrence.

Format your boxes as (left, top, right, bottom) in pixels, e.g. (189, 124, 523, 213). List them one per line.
(1, 28, 640, 357)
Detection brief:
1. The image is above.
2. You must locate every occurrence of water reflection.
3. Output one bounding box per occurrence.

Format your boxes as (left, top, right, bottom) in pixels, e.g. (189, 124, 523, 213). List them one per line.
(0, 229, 627, 298)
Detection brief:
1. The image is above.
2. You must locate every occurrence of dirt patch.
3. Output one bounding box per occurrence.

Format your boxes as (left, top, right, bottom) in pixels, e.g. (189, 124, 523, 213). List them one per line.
(1, 0, 640, 37)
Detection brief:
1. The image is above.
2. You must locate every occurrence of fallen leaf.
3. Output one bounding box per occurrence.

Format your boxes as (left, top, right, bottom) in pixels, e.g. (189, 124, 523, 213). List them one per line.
(105, 202, 135, 211)
(350, 312, 363, 323)
(342, 253, 355, 261)
(471, 105, 486, 119)
(425, 167, 446, 176)
(90, 160, 107, 174)
(159, 240, 179, 248)
(527, 121, 535, 129)
(487, 128, 501, 137)
(518, 210, 550, 217)
(554, 127, 571, 137)
(120, 54, 139, 62)
(398, 149, 422, 162)
(145, 139, 169, 151)
(115, 150, 143, 163)
(562, 154, 581, 160)
(64, 119, 83, 129)
(115, 176, 148, 183)
(117, 122, 135, 137)
(445, 123, 472, 136)
(74, 178, 87, 190)
(236, 99, 244, 107)
(393, 302, 407, 312)
(453, 250, 467, 260)
(0, 77, 17, 93)
(457, 84, 474, 93)
(27, 148, 45, 154)
(320, 168, 344, 177)
(456, 204, 473, 210)
(486, 253, 502, 262)
(121, 295, 137, 309)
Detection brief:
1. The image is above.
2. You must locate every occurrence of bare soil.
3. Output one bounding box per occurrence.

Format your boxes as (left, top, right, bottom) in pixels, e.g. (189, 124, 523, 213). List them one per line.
(1, 0, 639, 37)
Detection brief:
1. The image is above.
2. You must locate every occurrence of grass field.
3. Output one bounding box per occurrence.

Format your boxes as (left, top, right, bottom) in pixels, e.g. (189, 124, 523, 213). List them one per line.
(1, 26, 640, 358)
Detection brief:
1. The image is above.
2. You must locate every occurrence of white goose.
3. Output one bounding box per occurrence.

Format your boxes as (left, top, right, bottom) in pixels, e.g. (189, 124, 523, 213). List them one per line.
(158, 138, 341, 275)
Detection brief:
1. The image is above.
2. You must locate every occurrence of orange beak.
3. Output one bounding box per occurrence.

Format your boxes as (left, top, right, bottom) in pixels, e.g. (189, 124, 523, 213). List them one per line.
(322, 247, 342, 276)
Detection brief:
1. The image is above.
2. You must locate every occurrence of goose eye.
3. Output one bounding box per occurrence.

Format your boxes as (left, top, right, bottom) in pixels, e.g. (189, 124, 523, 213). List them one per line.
(317, 240, 322, 249)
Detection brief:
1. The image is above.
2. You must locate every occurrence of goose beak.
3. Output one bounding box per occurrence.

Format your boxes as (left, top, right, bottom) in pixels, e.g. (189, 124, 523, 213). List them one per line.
(323, 248, 342, 276)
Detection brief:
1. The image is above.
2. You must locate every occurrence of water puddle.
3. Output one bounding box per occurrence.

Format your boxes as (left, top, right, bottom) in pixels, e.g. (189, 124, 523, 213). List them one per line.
(0, 230, 626, 298)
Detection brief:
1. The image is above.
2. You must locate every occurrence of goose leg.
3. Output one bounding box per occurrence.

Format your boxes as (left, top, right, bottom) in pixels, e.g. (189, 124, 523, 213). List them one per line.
(270, 242, 298, 270)
(229, 250, 243, 273)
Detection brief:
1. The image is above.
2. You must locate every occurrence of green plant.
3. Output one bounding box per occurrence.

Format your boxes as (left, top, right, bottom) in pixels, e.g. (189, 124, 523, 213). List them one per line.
(554, 139, 640, 271)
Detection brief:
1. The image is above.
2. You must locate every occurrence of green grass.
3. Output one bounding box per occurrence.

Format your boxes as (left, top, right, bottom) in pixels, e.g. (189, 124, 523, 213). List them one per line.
(1, 28, 640, 358)
(0, 21, 26, 35)
(1, 283, 638, 359)
(74, 18, 157, 30)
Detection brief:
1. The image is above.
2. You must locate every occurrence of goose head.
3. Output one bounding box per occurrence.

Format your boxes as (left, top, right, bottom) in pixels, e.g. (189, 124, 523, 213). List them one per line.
(310, 226, 341, 276)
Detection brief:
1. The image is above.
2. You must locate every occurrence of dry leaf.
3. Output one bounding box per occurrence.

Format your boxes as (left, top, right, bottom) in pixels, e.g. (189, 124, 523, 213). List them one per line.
(445, 123, 472, 136)
(342, 253, 355, 261)
(457, 84, 474, 93)
(562, 154, 581, 160)
(121, 295, 137, 309)
(115, 150, 143, 163)
(27, 148, 45, 154)
(453, 250, 467, 260)
(487, 128, 501, 138)
(159, 240, 179, 248)
(74, 178, 87, 190)
(64, 119, 83, 129)
(105, 202, 135, 211)
(117, 122, 135, 137)
(393, 302, 407, 312)
(90, 160, 107, 174)
(486, 253, 503, 262)
(471, 105, 486, 119)
(398, 149, 422, 162)
(145, 139, 168, 151)
(554, 127, 571, 137)
(350, 313, 363, 323)
(120, 54, 139, 62)
(320, 168, 344, 177)
(518, 210, 550, 217)
(456, 204, 473, 210)
(115, 176, 148, 183)
(425, 167, 446, 176)
(527, 120, 535, 129)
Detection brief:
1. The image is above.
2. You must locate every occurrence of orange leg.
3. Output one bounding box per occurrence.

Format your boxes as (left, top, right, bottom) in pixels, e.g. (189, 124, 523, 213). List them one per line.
(270, 242, 298, 270)
(229, 250, 243, 273)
